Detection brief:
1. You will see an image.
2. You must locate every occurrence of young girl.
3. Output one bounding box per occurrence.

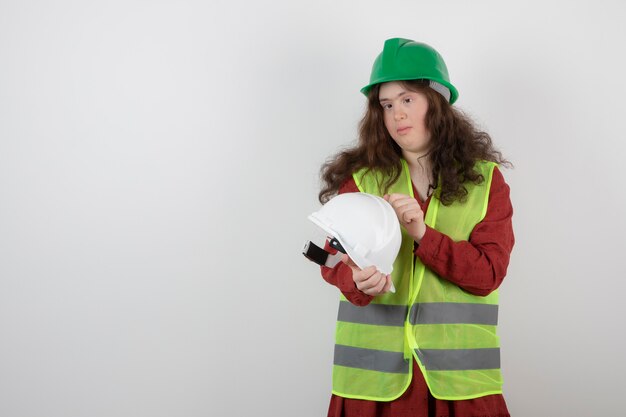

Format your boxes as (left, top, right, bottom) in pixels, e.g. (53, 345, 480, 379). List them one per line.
(318, 38, 514, 417)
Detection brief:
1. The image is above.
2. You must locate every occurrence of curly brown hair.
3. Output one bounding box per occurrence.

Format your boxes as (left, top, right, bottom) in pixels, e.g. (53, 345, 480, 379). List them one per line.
(318, 79, 510, 205)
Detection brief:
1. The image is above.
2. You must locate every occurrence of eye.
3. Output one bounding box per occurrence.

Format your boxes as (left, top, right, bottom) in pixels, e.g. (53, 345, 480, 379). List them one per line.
(403, 97, 413, 104)
(381, 103, 392, 110)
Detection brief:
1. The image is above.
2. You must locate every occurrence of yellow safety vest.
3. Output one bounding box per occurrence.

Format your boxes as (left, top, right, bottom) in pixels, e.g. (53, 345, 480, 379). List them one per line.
(332, 159, 502, 401)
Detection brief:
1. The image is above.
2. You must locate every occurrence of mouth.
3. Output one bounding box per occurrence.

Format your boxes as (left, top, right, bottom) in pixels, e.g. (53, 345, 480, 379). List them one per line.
(397, 126, 411, 135)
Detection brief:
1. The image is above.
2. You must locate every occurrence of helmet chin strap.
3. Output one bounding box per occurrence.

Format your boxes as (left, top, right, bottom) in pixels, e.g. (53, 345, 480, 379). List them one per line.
(302, 240, 343, 268)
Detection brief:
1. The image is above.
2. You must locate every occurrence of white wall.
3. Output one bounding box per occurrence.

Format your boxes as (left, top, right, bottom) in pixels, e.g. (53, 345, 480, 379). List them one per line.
(1, 1, 625, 416)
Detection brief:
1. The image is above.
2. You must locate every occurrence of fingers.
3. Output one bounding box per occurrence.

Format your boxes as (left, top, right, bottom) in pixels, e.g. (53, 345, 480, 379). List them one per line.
(399, 206, 422, 224)
(338, 240, 393, 296)
(385, 194, 423, 224)
(382, 275, 393, 293)
(352, 265, 377, 286)
(354, 266, 391, 296)
(340, 253, 357, 269)
(387, 195, 420, 211)
(370, 274, 388, 295)
(385, 193, 413, 205)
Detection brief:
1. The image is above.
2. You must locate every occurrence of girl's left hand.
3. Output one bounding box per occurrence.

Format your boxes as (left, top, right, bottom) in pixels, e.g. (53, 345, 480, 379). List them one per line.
(384, 193, 426, 243)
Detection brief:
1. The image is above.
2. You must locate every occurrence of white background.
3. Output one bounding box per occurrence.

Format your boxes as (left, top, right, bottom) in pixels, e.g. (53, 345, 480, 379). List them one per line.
(1, 1, 625, 416)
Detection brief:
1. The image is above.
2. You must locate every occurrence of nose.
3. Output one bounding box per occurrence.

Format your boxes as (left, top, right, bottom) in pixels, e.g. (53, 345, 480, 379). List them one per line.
(393, 108, 406, 121)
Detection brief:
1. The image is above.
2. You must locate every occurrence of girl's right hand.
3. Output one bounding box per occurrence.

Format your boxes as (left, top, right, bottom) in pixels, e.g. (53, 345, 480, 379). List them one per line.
(340, 254, 392, 296)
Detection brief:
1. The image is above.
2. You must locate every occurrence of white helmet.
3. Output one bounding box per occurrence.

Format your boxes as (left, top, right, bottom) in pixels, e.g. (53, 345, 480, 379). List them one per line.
(306, 192, 402, 280)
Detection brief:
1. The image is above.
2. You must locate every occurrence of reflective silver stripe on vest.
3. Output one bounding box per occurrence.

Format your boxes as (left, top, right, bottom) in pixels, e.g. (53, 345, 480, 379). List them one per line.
(410, 303, 498, 325)
(334, 345, 409, 374)
(337, 300, 407, 327)
(334, 344, 409, 374)
(416, 348, 500, 371)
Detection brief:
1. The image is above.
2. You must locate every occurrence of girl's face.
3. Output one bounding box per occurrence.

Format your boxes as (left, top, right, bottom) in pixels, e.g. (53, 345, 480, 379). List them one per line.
(378, 82, 431, 158)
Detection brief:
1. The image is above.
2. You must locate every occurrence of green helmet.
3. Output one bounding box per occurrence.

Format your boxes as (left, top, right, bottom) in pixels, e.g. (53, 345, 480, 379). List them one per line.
(361, 38, 459, 104)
